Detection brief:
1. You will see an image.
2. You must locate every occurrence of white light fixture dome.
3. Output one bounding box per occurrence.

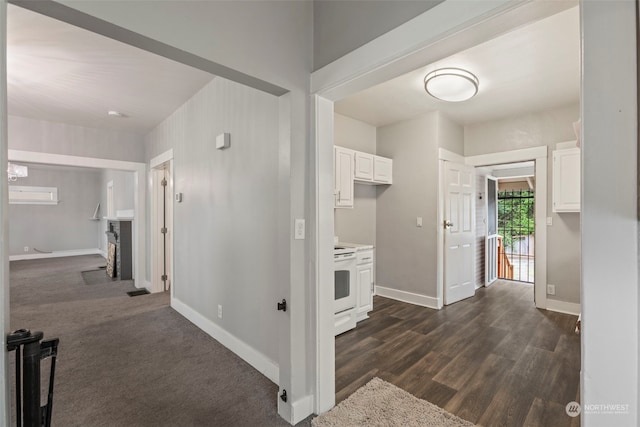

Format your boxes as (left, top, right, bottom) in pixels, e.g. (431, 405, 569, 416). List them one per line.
(424, 68, 479, 102)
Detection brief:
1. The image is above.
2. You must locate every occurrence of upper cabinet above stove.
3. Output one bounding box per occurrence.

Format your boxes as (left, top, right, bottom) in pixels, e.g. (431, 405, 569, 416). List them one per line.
(334, 146, 392, 209)
(354, 151, 393, 185)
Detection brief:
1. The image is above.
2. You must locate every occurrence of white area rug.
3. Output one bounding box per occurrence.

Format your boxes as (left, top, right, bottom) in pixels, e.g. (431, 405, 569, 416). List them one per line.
(312, 377, 475, 427)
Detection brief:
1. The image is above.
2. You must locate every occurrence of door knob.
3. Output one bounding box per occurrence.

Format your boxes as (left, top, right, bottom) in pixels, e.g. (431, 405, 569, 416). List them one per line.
(444, 220, 454, 229)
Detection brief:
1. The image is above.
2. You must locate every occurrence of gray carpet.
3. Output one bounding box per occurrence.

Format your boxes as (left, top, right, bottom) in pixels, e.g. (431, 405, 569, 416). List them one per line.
(80, 268, 116, 286)
(10, 255, 309, 427)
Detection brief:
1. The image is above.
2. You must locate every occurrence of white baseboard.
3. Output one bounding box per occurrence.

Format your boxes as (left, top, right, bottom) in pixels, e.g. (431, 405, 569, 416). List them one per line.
(292, 395, 314, 424)
(98, 249, 107, 259)
(10, 248, 102, 261)
(277, 392, 314, 425)
(376, 285, 441, 310)
(546, 299, 581, 316)
(171, 297, 279, 385)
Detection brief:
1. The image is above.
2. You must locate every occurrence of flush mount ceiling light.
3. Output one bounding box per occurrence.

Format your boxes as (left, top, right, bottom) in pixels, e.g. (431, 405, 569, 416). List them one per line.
(424, 68, 479, 102)
(108, 110, 125, 118)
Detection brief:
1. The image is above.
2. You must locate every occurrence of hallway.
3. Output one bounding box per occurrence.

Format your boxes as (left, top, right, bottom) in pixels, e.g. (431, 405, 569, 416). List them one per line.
(9, 255, 295, 427)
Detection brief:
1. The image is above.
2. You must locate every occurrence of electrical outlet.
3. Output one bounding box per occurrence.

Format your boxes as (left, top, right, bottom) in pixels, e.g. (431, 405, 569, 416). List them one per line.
(217, 304, 223, 319)
(24, 246, 29, 252)
(547, 284, 556, 295)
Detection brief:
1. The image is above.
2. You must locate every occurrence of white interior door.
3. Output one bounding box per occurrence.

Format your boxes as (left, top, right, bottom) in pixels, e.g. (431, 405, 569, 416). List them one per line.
(444, 161, 475, 305)
(151, 165, 172, 293)
(486, 176, 498, 285)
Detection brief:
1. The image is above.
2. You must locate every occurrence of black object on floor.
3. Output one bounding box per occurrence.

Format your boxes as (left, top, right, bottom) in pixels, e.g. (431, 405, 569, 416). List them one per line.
(127, 289, 150, 297)
(6, 329, 59, 427)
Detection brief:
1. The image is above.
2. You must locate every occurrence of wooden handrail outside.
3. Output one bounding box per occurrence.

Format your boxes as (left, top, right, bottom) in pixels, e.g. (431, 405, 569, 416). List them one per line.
(497, 236, 514, 279)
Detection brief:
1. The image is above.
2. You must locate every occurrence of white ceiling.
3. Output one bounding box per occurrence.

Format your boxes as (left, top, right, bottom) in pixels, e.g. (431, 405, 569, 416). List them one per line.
(334, 7, 580, 127)
(7, 4, 214, 134)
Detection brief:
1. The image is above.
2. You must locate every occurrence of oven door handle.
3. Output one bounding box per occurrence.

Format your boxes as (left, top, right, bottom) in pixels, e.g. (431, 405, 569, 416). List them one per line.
(335, 254, 356, 261)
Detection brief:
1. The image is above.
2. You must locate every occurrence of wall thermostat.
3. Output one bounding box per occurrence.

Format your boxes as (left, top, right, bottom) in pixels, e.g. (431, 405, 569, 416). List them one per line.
(216, 133, 230, 149)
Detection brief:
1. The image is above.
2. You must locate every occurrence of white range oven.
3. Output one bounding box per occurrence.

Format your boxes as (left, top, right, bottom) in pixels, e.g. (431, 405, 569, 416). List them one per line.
(334, 246, 357, 335)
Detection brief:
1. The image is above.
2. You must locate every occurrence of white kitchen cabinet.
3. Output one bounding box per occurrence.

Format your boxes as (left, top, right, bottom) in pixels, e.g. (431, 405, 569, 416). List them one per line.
(334, 146, 354, 208)
(373, 156, 393, 184)
(354, 152, 374, 181)
(347, 148, 393, 185)
(553, 147, 580, 212)
(356, 249, 374, 322)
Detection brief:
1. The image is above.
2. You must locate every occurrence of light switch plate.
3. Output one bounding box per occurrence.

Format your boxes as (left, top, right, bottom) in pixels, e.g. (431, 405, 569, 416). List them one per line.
(294, 219, 305, 240)
(417, 217, 423, 227)
(175, 193, 183, 203)
(546, 217, 553, 226)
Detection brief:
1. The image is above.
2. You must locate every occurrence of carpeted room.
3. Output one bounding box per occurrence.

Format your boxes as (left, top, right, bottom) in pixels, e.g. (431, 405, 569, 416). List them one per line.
(9, 255, 297, 426)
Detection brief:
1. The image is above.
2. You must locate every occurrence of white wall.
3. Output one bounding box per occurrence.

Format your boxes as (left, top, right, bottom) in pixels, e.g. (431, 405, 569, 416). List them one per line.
(376, 112, 438, 296)
(145, 76, 281, 372)
(334, 113, 376, 245)
(465, 103, 580, 304)
(437, 112, 464, 155)
(581, 2, 638, 425)
(98, 169, 135, 253)
(99, 169, 135, 215)
(9, 165, 101, 255)
(376, 111, 462, 300)
(9, 115, 145, 162)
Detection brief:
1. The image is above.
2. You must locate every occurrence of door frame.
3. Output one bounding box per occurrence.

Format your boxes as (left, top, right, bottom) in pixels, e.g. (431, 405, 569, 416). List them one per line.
(465, 146, 548, 309)
(312, 0, 567, 414)
(485, 175, 498, 286)
(150, 150, 174, 295)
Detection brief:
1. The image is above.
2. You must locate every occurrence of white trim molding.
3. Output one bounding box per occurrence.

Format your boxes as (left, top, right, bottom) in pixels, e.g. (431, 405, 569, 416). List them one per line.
(278, 393, 314, 426)
(150, 149, 174, 169)
(171, 297, 279, 385)
(376, 285, 441, 310)
(9, 248, 101, 261)
(546, 299, 580, 316)
(464, 146, 548, 310)
(464, 146, 548, 167)
(438, 148, 465, 163)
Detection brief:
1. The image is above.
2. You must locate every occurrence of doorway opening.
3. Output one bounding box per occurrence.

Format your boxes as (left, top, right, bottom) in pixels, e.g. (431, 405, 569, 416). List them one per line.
(481, 161, 536, 288)
(150, 153, 174, 295)
(497, 186, 535, 283)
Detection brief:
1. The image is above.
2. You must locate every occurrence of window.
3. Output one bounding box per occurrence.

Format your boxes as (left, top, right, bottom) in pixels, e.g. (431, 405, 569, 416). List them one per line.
(9, 186, 59, 205)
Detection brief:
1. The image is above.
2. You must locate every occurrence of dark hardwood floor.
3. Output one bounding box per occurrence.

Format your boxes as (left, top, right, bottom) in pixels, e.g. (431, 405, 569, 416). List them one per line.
(335, 280, 580, 427)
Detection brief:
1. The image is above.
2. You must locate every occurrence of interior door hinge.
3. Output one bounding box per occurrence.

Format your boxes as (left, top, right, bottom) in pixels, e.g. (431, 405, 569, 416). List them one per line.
(277, 299, 287, 312)
(161, 178, 168, 187)
(280, 389, 287, 402)
(161, 274, 168, 282)
(161, 227, 167, 234)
